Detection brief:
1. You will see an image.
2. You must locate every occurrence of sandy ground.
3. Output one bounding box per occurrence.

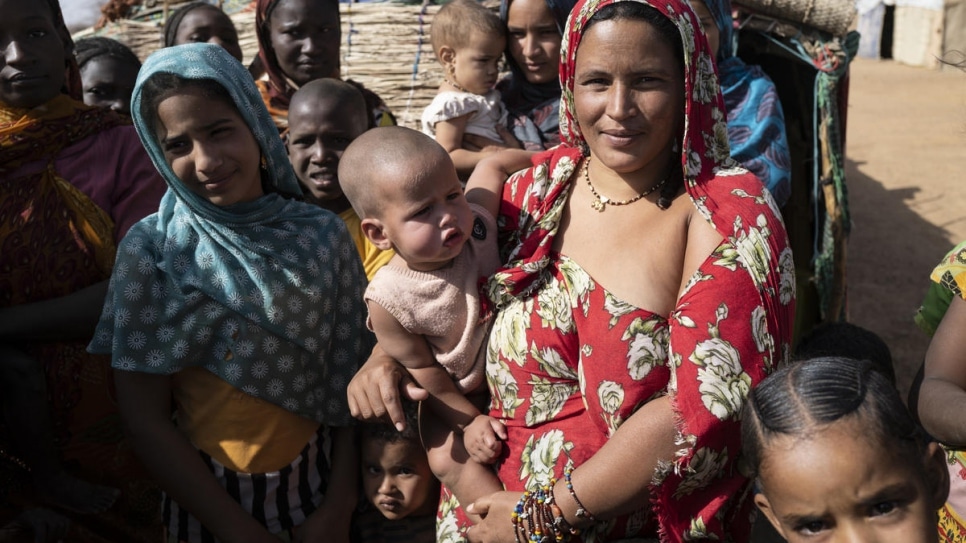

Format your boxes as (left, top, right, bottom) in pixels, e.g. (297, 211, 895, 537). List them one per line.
(845, 57, 966, 398)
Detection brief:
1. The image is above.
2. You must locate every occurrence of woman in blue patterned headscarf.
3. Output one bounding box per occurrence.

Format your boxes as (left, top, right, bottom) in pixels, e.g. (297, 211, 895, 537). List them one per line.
(691, 0, 792, 206)
(88, 43, 371, 543)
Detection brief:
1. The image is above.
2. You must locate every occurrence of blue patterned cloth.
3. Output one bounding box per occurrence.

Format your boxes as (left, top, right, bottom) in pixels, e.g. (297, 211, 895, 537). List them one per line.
(703, 0, 791, 206)
(88, 43, 372, 425)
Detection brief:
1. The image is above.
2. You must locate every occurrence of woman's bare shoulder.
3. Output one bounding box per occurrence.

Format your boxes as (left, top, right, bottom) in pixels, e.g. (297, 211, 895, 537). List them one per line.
(680, 204, 725, 293)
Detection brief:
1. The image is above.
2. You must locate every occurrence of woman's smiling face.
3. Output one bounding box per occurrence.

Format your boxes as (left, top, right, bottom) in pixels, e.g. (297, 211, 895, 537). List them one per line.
(0, 0, 67, 109)
(572, 17, 683, 176)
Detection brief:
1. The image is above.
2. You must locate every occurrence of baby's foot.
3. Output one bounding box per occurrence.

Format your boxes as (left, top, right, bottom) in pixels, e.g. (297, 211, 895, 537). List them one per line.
(35, 471, 120, 514)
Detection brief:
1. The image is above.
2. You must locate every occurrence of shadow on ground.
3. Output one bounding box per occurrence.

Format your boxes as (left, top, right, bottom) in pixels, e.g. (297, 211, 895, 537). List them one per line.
(844, 158, 956, 399)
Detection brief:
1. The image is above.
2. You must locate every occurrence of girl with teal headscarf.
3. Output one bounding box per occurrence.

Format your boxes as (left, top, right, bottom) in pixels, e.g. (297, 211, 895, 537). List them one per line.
(88, 43, 371, 543)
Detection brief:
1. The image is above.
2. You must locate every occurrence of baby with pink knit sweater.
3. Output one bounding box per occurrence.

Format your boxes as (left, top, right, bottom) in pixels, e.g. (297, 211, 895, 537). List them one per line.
(339, 126, 514, 520)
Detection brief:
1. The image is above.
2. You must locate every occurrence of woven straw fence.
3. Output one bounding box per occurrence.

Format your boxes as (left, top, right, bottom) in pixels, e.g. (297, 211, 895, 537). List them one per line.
(72, 1, 455, 128)
(733, 0, 856, 36)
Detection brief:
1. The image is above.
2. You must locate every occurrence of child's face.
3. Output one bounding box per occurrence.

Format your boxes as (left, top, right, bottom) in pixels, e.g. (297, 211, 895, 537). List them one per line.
(361, 438, 436, 520)
(448, 31, 505, 95)
(754, 419, 947, 543)
(174, 7, 243, 62)
(80, 56, 139, 115)
(367, 159, 474, 272)
(287, 98, 367, 211)
(156, 87, 264, 207)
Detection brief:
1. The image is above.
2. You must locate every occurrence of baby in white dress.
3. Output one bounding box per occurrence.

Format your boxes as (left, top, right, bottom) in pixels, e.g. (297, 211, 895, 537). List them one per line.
(422, 0, 519, 179)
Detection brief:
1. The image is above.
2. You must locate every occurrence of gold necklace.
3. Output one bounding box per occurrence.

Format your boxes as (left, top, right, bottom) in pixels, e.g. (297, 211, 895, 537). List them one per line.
(583, 157, 668, 212)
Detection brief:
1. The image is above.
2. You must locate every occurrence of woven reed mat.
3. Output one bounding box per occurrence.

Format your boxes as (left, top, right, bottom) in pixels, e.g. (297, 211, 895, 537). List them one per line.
(733, 0, 856, 36)
(71, 1, 500, 128)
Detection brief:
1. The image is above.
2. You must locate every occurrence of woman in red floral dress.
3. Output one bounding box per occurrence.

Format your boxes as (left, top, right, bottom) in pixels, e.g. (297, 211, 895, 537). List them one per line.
(350, 0, 795, 541)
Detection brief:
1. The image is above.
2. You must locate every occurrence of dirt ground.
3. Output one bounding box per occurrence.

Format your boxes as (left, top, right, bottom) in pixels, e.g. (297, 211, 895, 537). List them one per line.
(845, 57, 966, 399)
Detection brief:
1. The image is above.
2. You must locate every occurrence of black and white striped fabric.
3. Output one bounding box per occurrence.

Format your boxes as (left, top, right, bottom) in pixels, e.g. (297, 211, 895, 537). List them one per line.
(163, 427, 331, 542)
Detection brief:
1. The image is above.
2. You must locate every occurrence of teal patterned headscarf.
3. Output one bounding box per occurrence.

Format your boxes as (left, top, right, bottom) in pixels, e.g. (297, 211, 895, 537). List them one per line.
(89, 43, 371, 425)
(132, 42, 302, 214)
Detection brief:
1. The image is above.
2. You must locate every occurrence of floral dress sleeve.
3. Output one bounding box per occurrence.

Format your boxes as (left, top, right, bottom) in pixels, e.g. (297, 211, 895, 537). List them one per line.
(654, 182, 796, 541)
(915, 241, 966, 336)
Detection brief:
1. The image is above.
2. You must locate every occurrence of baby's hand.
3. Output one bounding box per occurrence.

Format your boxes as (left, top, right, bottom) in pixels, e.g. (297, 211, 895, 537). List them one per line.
(463, 415, 507, 465)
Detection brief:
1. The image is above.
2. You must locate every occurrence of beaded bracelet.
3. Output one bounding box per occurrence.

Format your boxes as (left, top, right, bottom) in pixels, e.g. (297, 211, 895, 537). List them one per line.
(549, 484, 581, 538)
(564, 462, 598, 522)
(511, 478, 580, 543)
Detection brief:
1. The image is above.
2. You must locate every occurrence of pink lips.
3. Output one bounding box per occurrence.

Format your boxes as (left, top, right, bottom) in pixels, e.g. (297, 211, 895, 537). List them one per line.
(378, 499, 401, 512)
(442, 229, 464, 248)
(200, 175, 233, 193)
(601, 129, 643, 147)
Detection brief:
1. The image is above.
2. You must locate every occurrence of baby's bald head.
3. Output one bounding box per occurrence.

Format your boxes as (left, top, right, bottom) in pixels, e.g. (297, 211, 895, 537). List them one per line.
(339, 126, 454, 219)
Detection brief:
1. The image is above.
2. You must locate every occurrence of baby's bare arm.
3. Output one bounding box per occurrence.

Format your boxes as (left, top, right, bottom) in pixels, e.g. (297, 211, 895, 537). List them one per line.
(368, 302, 482, 432)
(465, 150, 535, 219)
(436, 116, 517, 179)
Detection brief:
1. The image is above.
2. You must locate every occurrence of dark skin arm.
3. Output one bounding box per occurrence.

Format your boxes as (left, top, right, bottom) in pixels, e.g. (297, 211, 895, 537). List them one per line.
(296, 427, 356, 543)
(115, 371, 280, 543)
(437, 116, 521, 179)
(0, 280, 109, 341)
(465, 395, 677, 543)
(920, 295, 966, 447)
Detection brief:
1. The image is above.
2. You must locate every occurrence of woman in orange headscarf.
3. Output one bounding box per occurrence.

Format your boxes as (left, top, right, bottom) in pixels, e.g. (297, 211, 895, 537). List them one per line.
(0, 0, 165, 539)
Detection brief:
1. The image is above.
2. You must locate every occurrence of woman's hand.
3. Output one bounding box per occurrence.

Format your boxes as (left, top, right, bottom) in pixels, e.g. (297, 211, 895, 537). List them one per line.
(465, 491, 522, 543)
(462, 415, 506, 464)
(347, 344, 428, 431)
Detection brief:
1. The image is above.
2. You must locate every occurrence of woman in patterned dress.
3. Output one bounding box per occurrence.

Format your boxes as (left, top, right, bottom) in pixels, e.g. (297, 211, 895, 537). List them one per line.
(88, 43, 371, 543)
(916, 241, 966, 542)
(349, 0, 795, 541)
